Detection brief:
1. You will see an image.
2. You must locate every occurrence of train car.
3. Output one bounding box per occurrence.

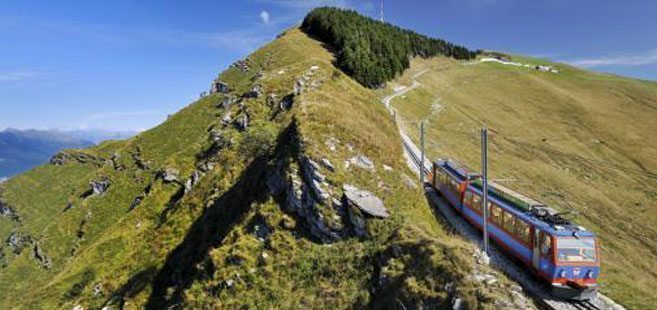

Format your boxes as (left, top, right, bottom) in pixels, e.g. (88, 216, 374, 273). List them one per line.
(431, 159, 600, 300)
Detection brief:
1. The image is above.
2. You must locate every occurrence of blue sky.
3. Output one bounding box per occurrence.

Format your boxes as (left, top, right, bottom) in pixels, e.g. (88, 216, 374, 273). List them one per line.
(1, 0, 656, 131)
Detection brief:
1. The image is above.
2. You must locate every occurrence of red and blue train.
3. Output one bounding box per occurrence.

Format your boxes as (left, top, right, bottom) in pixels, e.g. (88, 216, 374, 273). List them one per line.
(431, 159, 600, 300)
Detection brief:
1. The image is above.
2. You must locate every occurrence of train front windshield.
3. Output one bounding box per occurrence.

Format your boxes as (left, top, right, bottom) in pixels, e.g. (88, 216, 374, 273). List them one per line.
(556, 237, 597, 263)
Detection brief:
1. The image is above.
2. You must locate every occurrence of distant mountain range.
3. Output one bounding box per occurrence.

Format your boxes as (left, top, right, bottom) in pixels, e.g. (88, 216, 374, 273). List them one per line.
(0, 128, 136, 178)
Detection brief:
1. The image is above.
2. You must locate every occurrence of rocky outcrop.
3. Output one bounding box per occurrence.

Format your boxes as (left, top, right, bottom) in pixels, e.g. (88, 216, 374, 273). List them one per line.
(349, 155, 375, 170)
(210, 80, 229, 94)
(80, 177, 111, 198)
(158, 168, 179, 184)
(109, 152, 125, 171)
(6, 232, 31, 255)
(33, 242, 52, 269)
(234, 114, 250, 131)
(231, 58, 250, 72)
(343, 184, 389, 218)
(91, 178, 111, 195)
(50, 151, 104, 167)
(0, 201, 19, 221)
(243, 85, 263, 99)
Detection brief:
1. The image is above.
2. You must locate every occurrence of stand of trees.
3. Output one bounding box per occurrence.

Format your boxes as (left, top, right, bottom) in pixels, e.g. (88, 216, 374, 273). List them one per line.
(301, 7, 478, 88)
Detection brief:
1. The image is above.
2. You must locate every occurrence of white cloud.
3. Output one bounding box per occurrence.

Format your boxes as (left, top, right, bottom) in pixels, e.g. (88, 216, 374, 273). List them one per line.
(0, 71, 42, 82)
(260, 10, 271, 24)
(567, 49, 657, 68)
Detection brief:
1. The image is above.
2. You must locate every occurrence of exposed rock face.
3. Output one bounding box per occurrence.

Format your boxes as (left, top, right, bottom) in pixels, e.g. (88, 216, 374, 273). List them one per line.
(343, 185, 389, 218)
(210, 80, 229, 94)
(6, 232, 31, 254)
(81, 178, 111, 198)
(221, 112, 232, 127)
(266, 93, 278, 107)
(349, 155, 375, 170)
(158, 168, 179, 184)
(33, 242, 52, 269)
(234, 114, 250, 131)
(279, 94, 294, 110)
(50, 151, 104, 167)
(293, 78, 305, 96)
(243, 85, 263, 98)
(0, 201, 17, 219)
(109, 152, 125, 171)
(320, 158, 335, 172)
(231, 58, 250, 72)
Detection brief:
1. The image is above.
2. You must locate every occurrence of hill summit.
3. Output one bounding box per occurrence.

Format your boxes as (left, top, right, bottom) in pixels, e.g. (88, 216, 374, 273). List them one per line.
(0, 8, 525, 309)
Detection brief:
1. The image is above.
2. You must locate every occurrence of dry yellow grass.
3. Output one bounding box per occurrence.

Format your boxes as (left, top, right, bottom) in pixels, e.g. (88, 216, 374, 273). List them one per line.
(388, 56, 657, 309)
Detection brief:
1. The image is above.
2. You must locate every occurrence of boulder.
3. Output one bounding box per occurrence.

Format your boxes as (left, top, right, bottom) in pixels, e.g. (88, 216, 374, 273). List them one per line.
(266, 93, 278, 107)
(159, 168, 179, 184)
(320, 158, 335, 172)
(243, 85, 263, 98)
(221, 112, 232, 127)
(211, 80, 229, 94)
(346, 203, 367, 237)
(90, 178, 111, 195)
(33, 242, 52, 269)
(279, 94, 294, 110)
(343, 185, 389, 218)
(349, 155, 375, 170)
(234, 114, 249, 131)
(293, 78, 305, 96)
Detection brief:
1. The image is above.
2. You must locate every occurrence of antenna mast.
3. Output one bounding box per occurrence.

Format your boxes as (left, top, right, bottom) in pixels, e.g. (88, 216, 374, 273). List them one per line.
(380, 0, 384, 22)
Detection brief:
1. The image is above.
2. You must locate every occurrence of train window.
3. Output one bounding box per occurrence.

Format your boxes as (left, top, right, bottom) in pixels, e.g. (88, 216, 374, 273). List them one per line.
(540, 233, 552, 257)
(503, 211, 514, 232)
(491, 205, 503, 224)
(464, 191, 473, 207)
(472, 194, 481, 211)
(557, 238, 596, 262)
(516, 220, 530, 244)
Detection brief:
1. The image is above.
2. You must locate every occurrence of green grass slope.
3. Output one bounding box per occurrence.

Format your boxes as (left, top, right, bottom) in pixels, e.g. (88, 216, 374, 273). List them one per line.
(0, 28, 529, 309)
(388, 56, 657, 309)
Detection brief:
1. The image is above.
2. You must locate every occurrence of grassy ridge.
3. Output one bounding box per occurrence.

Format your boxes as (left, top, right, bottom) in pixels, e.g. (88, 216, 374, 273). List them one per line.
(388, 56, 657, 309)
(0, 28, 525, 308)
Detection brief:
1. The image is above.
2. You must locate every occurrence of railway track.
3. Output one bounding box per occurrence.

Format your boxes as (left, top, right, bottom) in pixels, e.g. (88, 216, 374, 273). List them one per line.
(385, 73, 625, 310)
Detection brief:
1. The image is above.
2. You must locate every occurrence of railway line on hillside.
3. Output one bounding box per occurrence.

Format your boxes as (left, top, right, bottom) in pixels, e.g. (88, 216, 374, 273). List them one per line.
(382, 69, 625, 310)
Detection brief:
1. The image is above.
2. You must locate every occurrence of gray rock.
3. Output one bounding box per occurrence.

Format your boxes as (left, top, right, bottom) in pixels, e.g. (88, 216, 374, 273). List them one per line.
(0, 202, 16, 218)
(325, 138, 339, 152)
(349, 155, 374, 170)
(221, 112, 232, 127)
(211, 80, 229, 94)
(33, 242, 52, 269)
(346, 203, 367, 237)
(343, 184, 389, 218)
(320, 158, 335, 172)
(382, 164, 393, 172)
(159, 168, 179, 183)
(234, 114, 249, 131)
(293, 78, 305, 95)
(279, 94, 294, 110)
(452, 297, 464, 310)
(244, 85, 263, 98)
(266, 93, 277, 107)
(90, 178, 111, 195)
(93, 283, 104, 297)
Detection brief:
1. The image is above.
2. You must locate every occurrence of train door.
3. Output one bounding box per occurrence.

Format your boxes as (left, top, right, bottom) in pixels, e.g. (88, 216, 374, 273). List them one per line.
(532, 228, 540, 269)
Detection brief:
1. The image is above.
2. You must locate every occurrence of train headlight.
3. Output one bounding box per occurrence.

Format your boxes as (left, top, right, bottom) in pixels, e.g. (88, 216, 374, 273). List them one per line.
(586, 270, 594, 278)
(559, 270, 567, 278)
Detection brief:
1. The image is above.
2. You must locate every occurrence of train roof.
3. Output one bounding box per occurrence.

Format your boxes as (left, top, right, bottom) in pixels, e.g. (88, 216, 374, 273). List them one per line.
(435, 159, 596, 238)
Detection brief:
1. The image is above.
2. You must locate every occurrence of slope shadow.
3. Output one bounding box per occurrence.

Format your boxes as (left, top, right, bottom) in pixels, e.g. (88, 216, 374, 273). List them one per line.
(144, 120, 301, 309)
